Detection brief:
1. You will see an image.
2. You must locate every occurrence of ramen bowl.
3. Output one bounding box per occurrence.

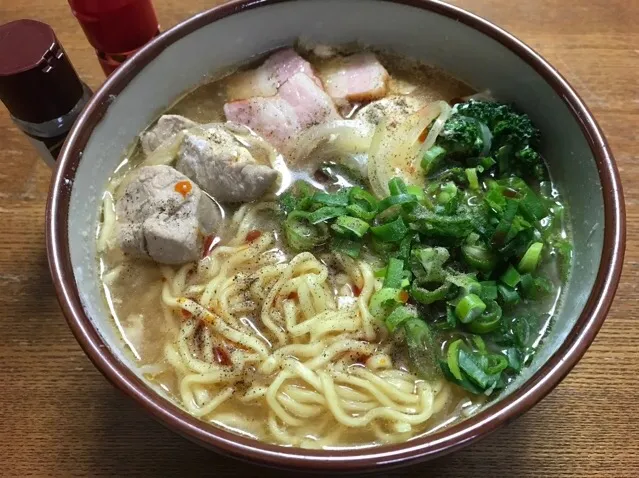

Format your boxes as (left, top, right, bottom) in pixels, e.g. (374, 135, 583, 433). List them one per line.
(46, 0, 625, 471)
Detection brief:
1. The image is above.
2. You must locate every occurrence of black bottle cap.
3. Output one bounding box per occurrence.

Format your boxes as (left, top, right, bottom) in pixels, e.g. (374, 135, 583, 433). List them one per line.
(0, 19, 84, 124)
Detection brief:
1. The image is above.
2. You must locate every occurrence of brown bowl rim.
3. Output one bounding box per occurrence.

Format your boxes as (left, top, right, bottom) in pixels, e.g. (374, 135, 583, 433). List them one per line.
(46, 0, 626, 471)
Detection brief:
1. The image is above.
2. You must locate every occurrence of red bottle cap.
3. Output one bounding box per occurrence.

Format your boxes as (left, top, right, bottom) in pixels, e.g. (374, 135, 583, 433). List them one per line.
(0, 19, 84, 124)
(68, 0, 159, 54)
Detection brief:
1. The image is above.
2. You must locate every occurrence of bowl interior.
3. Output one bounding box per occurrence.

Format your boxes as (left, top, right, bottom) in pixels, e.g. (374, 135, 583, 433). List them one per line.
(65, 0, 603, 452)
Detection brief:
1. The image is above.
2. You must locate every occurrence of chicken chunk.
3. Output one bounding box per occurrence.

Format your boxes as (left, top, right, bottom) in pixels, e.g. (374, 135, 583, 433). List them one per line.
(224, 72, 340, 152)
(227, 48, 321, 101)
(140, 114, 199, 155)
(356, 95, 425, 126)
(175, 125, 279, 202)
(116, 165, 218, 264)
(319, 53, 389, 104)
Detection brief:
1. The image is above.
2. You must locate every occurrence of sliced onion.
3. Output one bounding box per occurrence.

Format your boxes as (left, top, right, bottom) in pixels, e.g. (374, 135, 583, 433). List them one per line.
(368, 101, 449, 198)
(462, 90, 495, 102)
(291, 120, 375, 166)
(478, 121, 493, 156)
(418, 101, 452, 156)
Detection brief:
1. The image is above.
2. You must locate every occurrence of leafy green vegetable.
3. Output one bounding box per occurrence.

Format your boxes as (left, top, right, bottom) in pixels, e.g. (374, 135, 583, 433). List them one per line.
(275, 98, 568, 398)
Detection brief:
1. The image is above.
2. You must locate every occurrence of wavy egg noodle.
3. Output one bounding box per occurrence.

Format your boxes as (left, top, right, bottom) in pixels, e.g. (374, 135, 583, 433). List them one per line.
(134, 202, 453, 447)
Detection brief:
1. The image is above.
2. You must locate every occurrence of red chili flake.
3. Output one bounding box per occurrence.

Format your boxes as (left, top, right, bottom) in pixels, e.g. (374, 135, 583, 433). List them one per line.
(202, 235, 220, 258)
(418, 128, 429, 143)
(287, 291, 298, 300)
(398, 290, 409, 303)
(246, 230, 262, 243)
(502, 188, 518, 198)
(181, 309, 192, 319)
(214, 346, 233, 366)
(174, 180, 192, 198)
(352, 285, 362, 297)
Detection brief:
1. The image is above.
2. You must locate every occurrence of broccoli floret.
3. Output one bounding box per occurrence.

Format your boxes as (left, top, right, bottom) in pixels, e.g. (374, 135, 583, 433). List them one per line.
(437, 116, 485, 157)
(422, 100, 546, 180)
(421, 117, 485, 174)
(455, 99, 540, 150)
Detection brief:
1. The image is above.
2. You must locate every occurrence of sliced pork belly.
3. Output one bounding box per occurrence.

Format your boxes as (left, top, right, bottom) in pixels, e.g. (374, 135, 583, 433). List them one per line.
(224, 72, 340, 152)
(116, 165, 218, 264)
(227, 48, 321, 101)
(319, 53, 389, 104)
(140, 115, 198, 155)
(175, 126, 278, 203)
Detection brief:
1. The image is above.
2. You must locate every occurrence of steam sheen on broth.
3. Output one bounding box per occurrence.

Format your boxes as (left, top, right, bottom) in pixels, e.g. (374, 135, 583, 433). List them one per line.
(96, 46, 569, 448)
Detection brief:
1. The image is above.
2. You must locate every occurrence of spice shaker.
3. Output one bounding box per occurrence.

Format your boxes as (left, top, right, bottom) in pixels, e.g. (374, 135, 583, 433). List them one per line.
(68, 0, 160, 75)
(0, 19, 92, 168)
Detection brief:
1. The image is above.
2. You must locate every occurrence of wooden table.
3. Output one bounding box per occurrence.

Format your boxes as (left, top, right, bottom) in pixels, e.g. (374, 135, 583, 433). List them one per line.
(1, 1, 637, 476)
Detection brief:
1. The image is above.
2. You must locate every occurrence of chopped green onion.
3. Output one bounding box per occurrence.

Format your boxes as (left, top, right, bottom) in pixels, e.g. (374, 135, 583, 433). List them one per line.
(465, 168, 480, 191)
(411, 210, 475, 238)
(518, 242, 544, 273)
(461, 243, 497, 272)
(307, 206, 347, 224)
(437, 181, 458, 205)
(410, 283, 451, 305)
(447, 339, 464, 380)
(500, 265, 521, 288)
(377, 194, 417, 212)
(404, 318, 439, 380)
(458, 349, 494, 389)
(480, 156, 496, 170)
(396, 234, 414, 262)
(421, 145, 447, 173)
(312, 189, 350, 206)
(374, 266, 387, 279)
(520, 273, 553, 299)
(347, 187, 378, 221)
(371, 216, 408, 242)
(504, 348, 522, 372)
(497, 284, 520, 305)
(411, 247, 450, 284)
(455, 293, 486, 323)
(335, 216, 370, 238)
(501, 178, 548, 222)
(385, 305, 417, 333)
(371, 236, 398, 256)
(479, 281, 498, 301)
(384, 258, 405, 289)
(446, 306, 458, 329)
(448, 274, 482, 298)
(471, 335, 487, 353)
(284, 211, 329, 251)
(369, 288, 403, 320)
(332, 236, 361, 258)
(484, 353, 509, 375)
(406, 185, 426, 202)
(467, 301, 502, 334)
(492, 198, 519, 246)
(388, 177, 409, 196)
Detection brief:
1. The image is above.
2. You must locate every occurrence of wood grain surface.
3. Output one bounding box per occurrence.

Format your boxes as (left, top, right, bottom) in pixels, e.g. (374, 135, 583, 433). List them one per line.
(0, 1, 637, 476)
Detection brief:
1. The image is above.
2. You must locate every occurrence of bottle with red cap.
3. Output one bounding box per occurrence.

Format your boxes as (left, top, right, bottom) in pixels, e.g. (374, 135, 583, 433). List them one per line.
(68, 0, 160, 75)
(0, 19, 92, 167)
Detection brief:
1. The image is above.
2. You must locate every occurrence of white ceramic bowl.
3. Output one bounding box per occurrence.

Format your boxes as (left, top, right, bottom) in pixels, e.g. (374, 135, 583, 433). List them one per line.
(47, 0, 624, 471)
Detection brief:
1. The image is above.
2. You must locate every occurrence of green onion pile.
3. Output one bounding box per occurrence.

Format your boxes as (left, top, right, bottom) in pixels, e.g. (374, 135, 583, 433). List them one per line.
(278, 100, 572, 396)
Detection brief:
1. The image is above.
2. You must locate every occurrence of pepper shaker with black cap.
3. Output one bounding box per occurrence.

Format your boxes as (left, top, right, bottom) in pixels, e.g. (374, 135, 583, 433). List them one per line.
(0, 19, 91, 167)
